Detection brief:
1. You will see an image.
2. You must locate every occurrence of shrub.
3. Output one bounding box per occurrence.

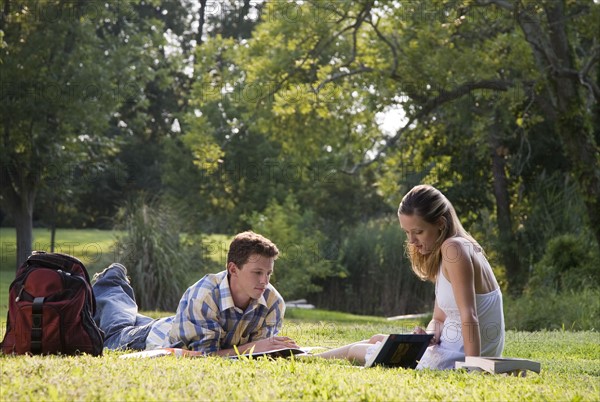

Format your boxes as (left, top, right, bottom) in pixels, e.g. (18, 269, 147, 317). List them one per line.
(114, 196, 193, 311)
(503, 288, 599, 331)
(247, 195, 344, 300)
(517, 172, 588, 264)
(312, 218, 433, 317)
(527, 233, 600, 294)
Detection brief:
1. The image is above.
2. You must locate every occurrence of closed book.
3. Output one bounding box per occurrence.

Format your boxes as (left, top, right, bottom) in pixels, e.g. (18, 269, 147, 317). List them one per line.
(455, 356, 541, 374)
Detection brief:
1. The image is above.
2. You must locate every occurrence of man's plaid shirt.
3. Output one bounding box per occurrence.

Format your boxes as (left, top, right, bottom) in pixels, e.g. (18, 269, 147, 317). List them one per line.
(145, 271, 285, 353)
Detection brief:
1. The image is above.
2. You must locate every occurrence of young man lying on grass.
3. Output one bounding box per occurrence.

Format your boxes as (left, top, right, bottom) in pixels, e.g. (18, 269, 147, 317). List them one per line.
(92, 231, 298, 356)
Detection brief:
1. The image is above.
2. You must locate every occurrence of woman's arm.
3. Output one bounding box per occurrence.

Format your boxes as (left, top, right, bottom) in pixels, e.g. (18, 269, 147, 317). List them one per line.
(442, 238, 480, 356)
(426, 301, 446, 344)
(414, 300, 445, 345)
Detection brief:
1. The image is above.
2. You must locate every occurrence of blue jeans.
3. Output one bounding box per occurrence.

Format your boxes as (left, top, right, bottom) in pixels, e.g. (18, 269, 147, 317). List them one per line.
(92, 263, 155, 350)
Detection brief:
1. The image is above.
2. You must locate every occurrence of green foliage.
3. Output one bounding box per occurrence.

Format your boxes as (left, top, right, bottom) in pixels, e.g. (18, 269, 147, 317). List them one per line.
(113, 196, 193, 311)
(182, 0, 600, 298)
(3, 0, 599, 313)
(0, 0, 176, 265)
(504, 288, 600, 331)
(314, 218, 433, 317)
(518, 172, 589, 261)
(247, 195, 343, 300)
(160, 136, 228, 234)
(527, 234, 600, 294)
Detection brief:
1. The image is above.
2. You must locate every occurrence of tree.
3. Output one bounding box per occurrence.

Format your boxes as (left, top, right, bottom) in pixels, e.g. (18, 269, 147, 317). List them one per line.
(0, 1, 161, 267)
(185, 0, 598, 292)
(475, 0, 600, 258)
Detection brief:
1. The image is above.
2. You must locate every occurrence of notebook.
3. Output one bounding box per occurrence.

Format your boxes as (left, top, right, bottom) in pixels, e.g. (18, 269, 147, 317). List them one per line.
(364, 333, 433, 369)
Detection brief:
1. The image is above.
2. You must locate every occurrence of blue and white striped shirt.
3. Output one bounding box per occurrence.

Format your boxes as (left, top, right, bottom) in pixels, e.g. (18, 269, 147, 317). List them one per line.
(145, 271, 285, 353)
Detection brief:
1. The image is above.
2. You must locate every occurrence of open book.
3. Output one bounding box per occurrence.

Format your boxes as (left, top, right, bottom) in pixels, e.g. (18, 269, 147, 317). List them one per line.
(455, 356, 541, 375)
(228, 346, 321, 359)
(119, 346, 321, 360)
(364, 334, 433, 369)
(119, 348, 204, 359)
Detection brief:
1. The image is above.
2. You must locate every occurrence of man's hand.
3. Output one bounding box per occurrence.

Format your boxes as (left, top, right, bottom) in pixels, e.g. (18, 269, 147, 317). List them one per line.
(213, 336, 299, 356)
(251, 336, 299, 353)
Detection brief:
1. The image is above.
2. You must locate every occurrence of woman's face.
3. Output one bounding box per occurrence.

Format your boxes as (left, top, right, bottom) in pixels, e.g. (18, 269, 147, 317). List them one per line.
(398, 213, 442, 255)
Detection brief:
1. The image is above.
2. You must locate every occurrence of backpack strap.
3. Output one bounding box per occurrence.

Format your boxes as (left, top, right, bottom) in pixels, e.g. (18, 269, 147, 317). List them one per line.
(31, 297, 45, 354)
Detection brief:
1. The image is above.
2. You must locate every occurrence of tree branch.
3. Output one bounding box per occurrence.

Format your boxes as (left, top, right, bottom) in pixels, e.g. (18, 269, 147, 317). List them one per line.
(580, 44, 600, 103)
(475, 0, 514, 11)
(251, 1, 375, 110)
(343, 79, 513, 174)
(365, 17, 400, 76)
(197, 0, 208, 46)
(315, 65, 373, 92)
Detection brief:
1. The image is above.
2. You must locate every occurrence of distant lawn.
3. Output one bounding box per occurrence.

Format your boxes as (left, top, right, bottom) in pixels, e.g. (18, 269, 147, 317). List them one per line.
(0, 228, 229, 320)
(0, 228, 231, 274)
(0, 227, 122, 273)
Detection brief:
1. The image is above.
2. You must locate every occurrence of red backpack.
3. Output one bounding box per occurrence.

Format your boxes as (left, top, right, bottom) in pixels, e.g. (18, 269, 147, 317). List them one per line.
(1, 251, 104, 356)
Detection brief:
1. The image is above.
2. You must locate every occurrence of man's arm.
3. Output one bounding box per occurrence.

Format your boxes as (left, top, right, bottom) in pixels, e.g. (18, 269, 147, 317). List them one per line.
(211, 292, 293, 356)
(249, 295, 285, 341)
(168, 287, 223, 354)
(212, 336, 298, 357)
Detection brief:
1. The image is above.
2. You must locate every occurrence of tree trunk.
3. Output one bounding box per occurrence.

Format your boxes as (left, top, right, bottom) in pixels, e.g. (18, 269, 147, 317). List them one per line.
(14, 202, 34, 268)
(197, 0, 207, 46)
(555, 107, 600, 249)
(50, 224, 56, 253)
(1, 125, 36, 269)
(544, 3, 600, 250)
(1, 169, 37, 269)
(489, 113, 523, 293)
(515, 1, 600, 252)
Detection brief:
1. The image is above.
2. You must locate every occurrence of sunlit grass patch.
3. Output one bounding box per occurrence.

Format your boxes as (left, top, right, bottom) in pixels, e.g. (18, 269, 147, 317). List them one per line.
(1, 332, 598, 402)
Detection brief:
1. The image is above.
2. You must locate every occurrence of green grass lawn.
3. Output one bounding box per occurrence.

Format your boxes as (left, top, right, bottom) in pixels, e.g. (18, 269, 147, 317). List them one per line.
(0, 310, 598, 401)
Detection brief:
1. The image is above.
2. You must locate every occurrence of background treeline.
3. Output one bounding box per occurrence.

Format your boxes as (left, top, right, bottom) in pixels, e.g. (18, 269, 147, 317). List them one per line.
(1, 1, 599, 320)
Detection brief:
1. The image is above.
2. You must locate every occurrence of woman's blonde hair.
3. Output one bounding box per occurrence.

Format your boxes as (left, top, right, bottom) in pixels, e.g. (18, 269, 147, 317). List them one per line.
(397, 185, 481, 282)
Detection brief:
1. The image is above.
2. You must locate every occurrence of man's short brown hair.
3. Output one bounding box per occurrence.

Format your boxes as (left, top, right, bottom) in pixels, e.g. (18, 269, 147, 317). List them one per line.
(227, 231, 279, 268)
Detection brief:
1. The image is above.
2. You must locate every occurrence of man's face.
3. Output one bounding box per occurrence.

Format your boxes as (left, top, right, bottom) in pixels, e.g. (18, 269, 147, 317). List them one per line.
(231, 254, 274, 300)
(398, 213, 441, 255)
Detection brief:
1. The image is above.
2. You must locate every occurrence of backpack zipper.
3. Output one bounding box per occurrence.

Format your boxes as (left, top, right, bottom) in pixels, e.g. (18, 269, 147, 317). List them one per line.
(14, 269, 71, 303)
(15, 285, 25, 302)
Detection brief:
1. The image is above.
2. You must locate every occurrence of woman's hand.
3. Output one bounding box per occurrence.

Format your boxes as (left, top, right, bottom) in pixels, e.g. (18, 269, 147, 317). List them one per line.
(412, 326, 440, 345)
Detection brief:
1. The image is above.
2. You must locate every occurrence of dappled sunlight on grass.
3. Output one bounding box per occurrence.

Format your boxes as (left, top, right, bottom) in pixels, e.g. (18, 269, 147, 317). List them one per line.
(1, 330, 598, 401)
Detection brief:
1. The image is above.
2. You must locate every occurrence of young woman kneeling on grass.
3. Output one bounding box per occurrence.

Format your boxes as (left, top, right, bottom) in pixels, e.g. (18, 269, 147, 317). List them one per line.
(316, 185, 505, 369)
